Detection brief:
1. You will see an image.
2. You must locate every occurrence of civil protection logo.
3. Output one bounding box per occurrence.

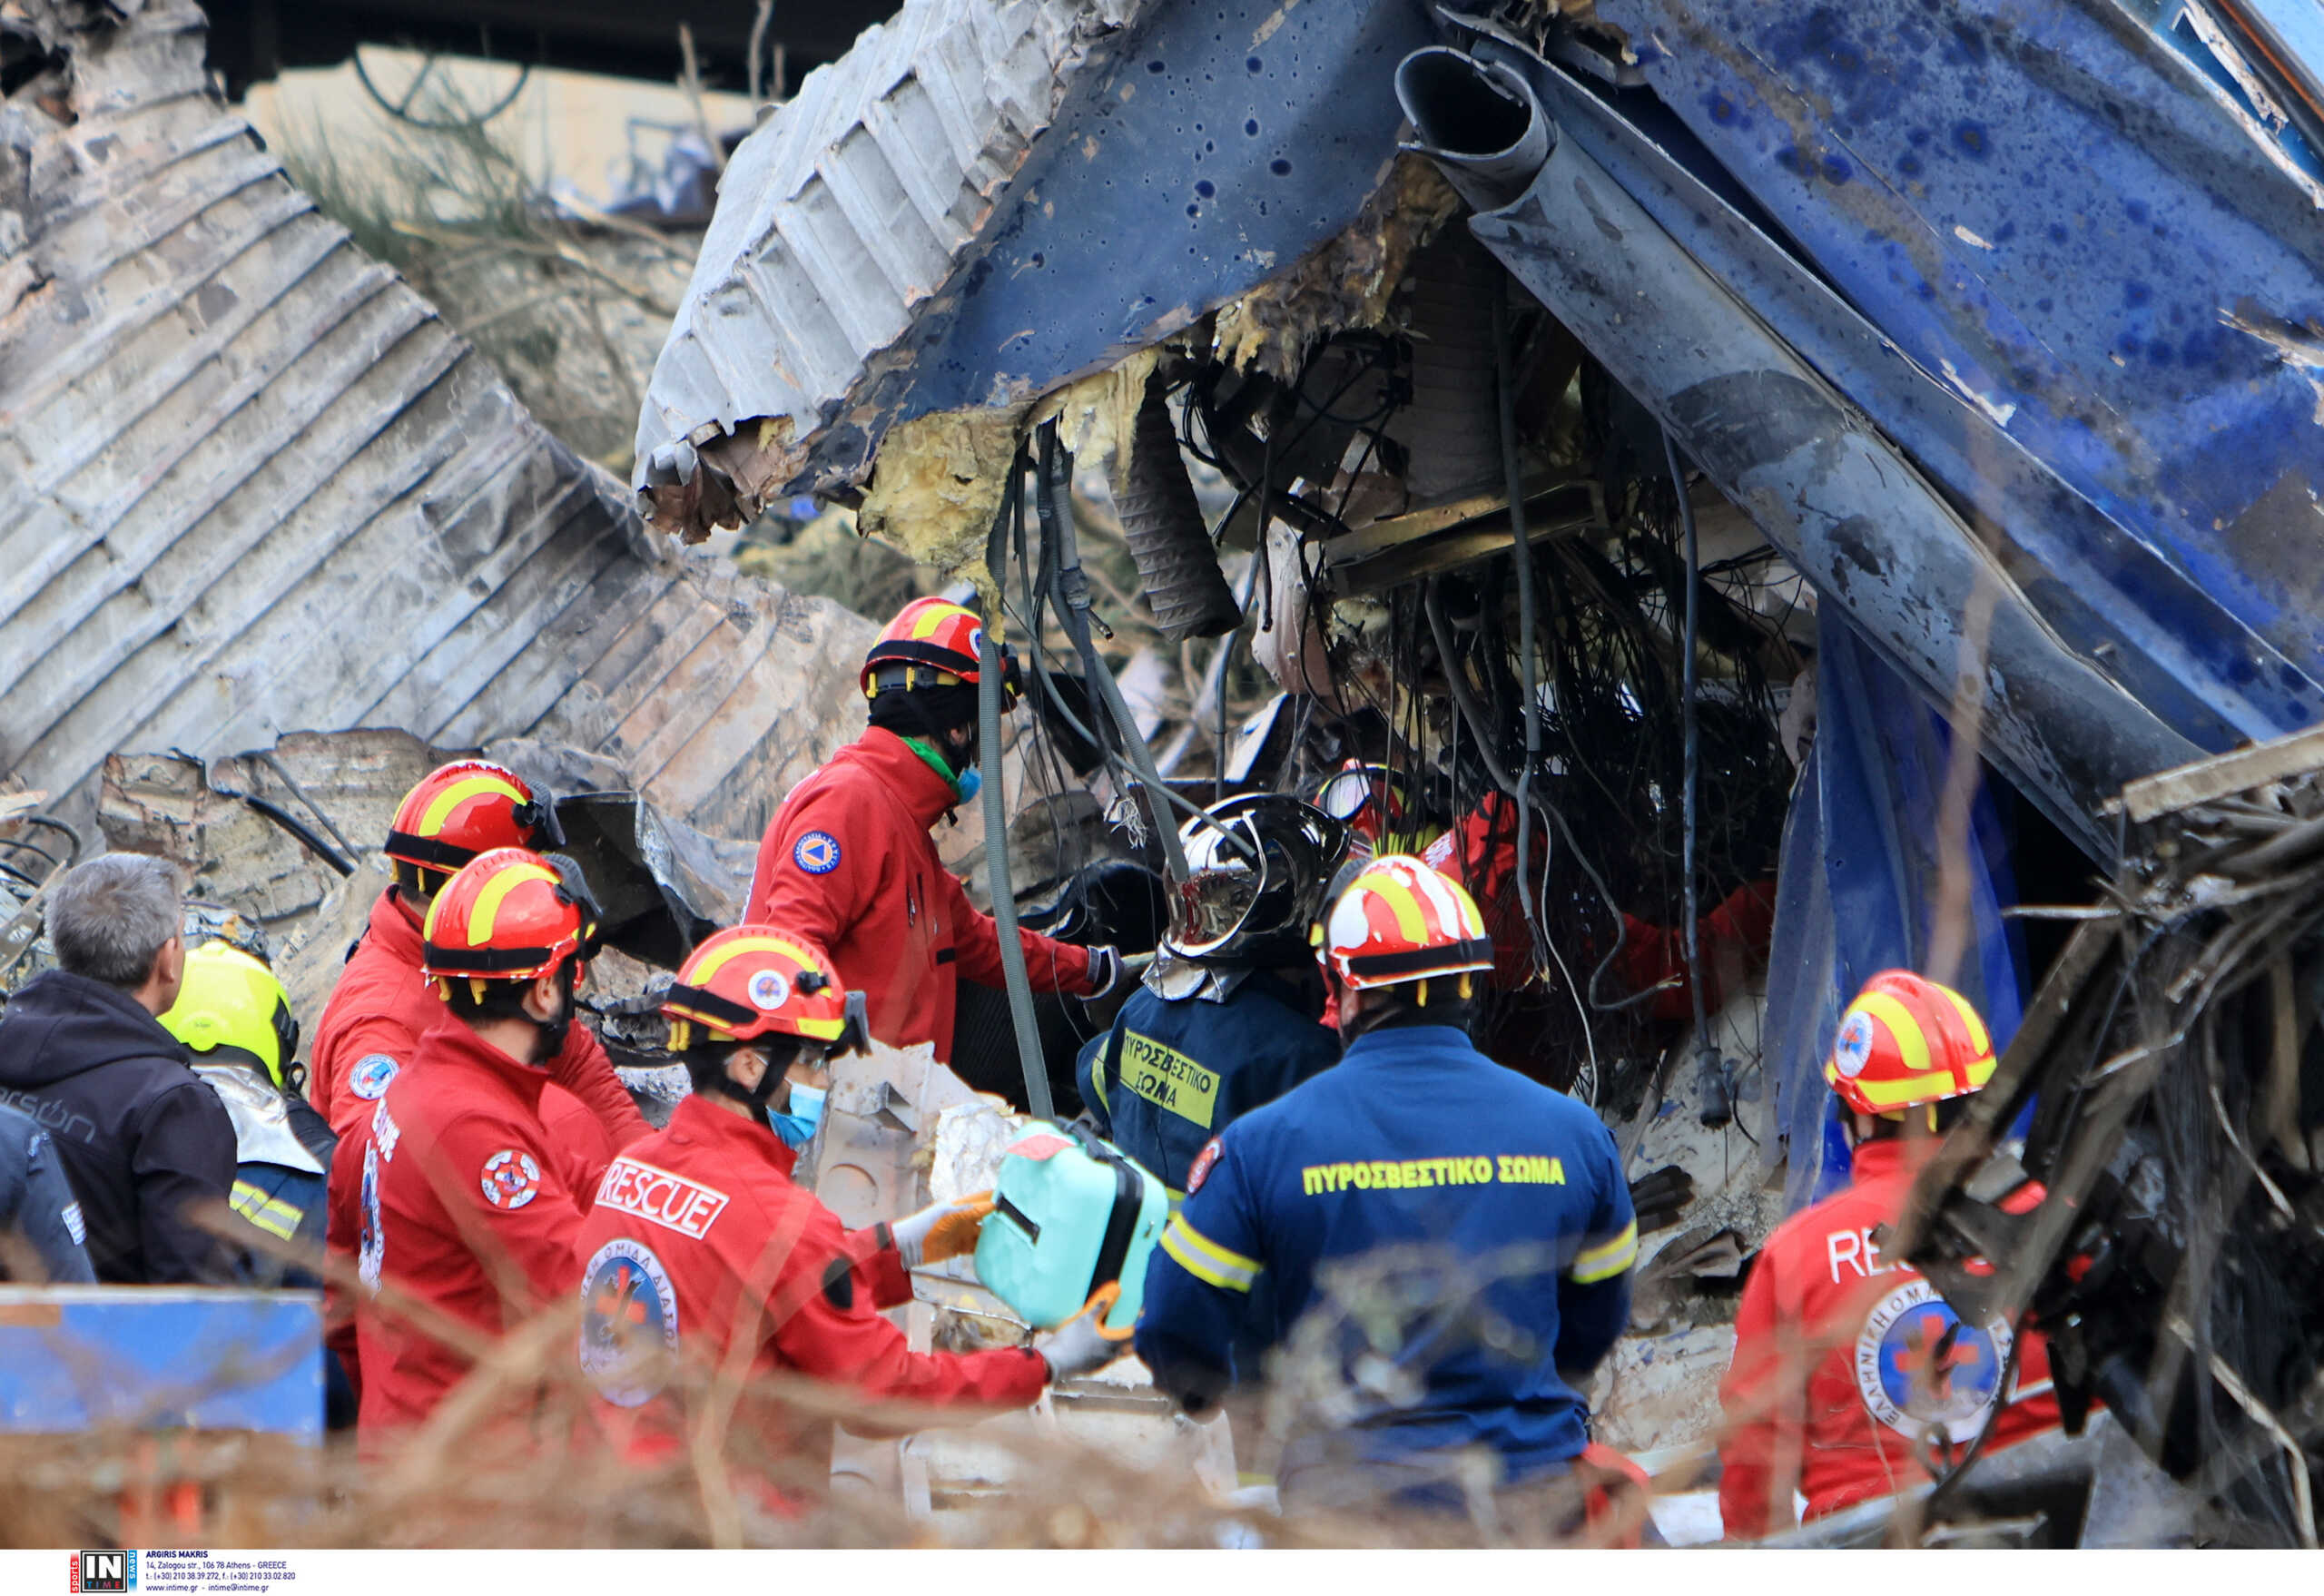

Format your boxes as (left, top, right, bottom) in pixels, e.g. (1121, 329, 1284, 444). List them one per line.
(1834, 1010, 1876, 1078)
(481, 1148, 542, 1210)
(350, 1052, 399, 1099)
(1853, 1276, 2011, 1443)
(793, 831, 842, 874)
(748, 967, 792, 1012)
(579, 1237, 679, 1406)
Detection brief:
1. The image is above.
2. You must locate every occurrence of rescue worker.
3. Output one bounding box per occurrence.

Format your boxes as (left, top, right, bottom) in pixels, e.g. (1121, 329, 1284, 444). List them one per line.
(0, 1101, 94, 1282)
(1717, 970, 2063, 1538)
(161, 941, 336, 1284)
(0, 853, 241, 1284)
(310, 758, 645, 1153)
(1136, 855, 1639, 1516)
(745, 597, 1126, 1068)
(161, 940, 354, 1426)
(1076, 793, 1348, 1194)
(318, 762, 643, 1418)
(576, 927, 1126, 1513)
(352, 848, 617, 1441)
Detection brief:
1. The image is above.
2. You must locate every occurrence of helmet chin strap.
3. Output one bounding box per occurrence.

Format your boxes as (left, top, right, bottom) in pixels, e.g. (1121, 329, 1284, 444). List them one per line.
(529, 962, 580, 1064)
(708, 1046, 786, 1129)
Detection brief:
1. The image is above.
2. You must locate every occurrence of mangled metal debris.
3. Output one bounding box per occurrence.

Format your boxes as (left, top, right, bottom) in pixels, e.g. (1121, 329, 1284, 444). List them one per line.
(1902, 723, 2324, 1547)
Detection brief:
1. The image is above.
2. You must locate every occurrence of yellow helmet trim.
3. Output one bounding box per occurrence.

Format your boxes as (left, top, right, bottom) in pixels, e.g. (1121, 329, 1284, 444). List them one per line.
(417, 773, 527, 838)
(466, 862, 562, 945)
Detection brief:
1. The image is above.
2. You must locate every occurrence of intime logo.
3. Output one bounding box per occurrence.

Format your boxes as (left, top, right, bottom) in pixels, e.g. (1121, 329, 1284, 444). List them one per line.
(70, 1551, 136, 1591)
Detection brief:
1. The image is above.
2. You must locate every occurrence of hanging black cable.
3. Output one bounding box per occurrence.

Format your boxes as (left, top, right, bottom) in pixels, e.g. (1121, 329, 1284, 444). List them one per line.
(1664, 426, 1733, 1128)
(1038, 421, 1192, 882)
(979, 465, 1054, 1120)
(1495, 281, 1551, 978)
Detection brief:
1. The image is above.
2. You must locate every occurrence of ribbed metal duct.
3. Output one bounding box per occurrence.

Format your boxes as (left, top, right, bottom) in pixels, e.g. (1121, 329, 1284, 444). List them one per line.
(1115, 376, 1241, 640)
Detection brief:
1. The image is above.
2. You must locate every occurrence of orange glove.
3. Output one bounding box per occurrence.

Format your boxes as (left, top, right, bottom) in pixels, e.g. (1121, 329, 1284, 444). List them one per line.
(891, 1192, 995, 1267)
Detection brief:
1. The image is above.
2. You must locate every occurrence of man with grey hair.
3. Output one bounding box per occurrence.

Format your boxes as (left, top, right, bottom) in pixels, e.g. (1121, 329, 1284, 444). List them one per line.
(0, 852, 238, 1282)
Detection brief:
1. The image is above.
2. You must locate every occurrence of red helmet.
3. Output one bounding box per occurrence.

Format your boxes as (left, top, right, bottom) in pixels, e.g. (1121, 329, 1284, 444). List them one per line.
(1318, 853, 1494, 991)
(421, 847, 596, 988)
(862, 597, 1020, 703)
(386, 761, 559, 875)
(1826, 970, 1997, 1117)
(662, 927, 870, 1055)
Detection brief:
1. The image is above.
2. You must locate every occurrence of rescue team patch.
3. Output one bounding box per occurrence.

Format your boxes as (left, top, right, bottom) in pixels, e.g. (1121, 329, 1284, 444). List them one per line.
(1854, 1277, 2013, 1443)
(579, 1237, 679, 1407)
(1185, 1137, 1224, 1195)
(1300, 1154, 1565, 1196)
(1834, 1011, 1876, 1079)
(747, 967, 791, 1012)
(480, 1148, 543, 1210)
(793, 831, 842, 874)
(350, 1053, 399, 1099)
(1118, 1032, 1220, 1130)
(595, 1158, 732, 1239)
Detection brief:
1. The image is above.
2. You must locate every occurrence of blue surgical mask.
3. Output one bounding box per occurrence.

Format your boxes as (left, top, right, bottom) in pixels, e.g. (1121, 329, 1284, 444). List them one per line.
(953, 766, 982, 804)
(770, 1082, 826, 1148)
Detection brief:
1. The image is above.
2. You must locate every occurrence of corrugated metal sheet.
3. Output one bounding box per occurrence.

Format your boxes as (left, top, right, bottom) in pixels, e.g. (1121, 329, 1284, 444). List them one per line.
(633, 0, 1431, 543)
(0, 0, 873, 840)
(635, 0, 1141, 536)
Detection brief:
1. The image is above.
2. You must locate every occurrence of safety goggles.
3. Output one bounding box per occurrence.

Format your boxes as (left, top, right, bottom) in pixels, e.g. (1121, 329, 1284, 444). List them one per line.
(1314, 761, 1413, 831)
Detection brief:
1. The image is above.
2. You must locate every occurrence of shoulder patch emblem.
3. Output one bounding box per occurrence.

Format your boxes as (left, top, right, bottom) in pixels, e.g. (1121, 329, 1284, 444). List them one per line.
(1186, 1137, 1224, 1195)
(61, 1201, 84, 1246)
(350, 1053, 399, 1099)
(579, 1237, 679, 1407)
(793, 831, 842, 874)
(480, 1148, 543, 1210)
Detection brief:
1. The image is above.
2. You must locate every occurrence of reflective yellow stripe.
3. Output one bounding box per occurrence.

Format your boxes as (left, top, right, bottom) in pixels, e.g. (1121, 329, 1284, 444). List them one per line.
(1937, 986, 1994, 1059)
(1852, 991, 1933, 1076)
(418, 773, 527, 838)
(1158, 1215, 1260, 1292)
(911, 602, 965, 639)
(467, 862, 560, 945)
(1848, 1068, 1961, 1110)
(688, 931, 816, 984)
(1376, 880, 1430, 947)
(1569, 1219, 1638, 1284)
(231, 1180, 304, 1242)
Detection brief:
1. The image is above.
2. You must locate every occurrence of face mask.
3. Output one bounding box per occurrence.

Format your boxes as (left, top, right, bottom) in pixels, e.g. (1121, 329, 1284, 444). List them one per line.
(953, 767, 982, 804)
(770, 1083, 826, 1148)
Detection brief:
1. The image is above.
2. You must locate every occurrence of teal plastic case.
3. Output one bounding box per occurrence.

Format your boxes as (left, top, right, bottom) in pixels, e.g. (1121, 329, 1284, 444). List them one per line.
(973, 1119, 1167, 1335)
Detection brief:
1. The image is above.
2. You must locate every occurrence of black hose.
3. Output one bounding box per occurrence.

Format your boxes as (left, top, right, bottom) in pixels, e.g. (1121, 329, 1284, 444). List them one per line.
(979, 467, 1054, 1121)
(1037, 423, 1191, 883)
(1665, 427, 1732, 1128)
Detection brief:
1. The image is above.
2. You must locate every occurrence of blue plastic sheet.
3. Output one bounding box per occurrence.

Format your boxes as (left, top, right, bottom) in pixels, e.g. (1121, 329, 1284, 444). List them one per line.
(1765, 610, 2028, 1209)
(0, 1288, 322, 1439)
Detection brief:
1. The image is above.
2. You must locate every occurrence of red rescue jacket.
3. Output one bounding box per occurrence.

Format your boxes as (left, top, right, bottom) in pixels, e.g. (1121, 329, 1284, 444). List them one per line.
(313, 887, 645, 1406)
(1717, 1138, 2062, 1537)
(574, 1094, 1048, 1509)
(744, 727, 1096, 1062)
(352, 1017, 617, 1441)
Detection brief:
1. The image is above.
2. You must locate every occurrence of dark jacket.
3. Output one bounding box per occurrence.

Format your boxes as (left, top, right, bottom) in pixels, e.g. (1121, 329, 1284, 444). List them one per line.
(0, 969, 240, 1284)
(1136, 1025, 1637, 1509)
(0, 1100, 94, 1282)
(1076, 971, 1339, 1194)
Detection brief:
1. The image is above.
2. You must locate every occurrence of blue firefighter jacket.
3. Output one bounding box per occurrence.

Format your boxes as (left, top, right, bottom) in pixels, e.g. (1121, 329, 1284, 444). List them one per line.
(1135, 1024, 1637, 1497)
(1075, 971, 1339, 1194)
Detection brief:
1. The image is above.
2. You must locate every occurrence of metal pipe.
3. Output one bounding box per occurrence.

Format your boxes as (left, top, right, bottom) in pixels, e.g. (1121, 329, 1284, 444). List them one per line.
(980, 465, 1054, 1121)
(1394, 47, 1552, 212)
